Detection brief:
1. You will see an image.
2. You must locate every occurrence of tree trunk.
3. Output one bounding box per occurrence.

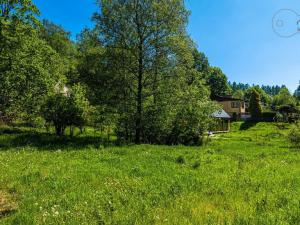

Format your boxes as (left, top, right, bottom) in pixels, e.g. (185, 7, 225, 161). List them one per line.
(135, 39, 143, 144)
(70, 126, 74, 137)
(55, 124, 65, 136)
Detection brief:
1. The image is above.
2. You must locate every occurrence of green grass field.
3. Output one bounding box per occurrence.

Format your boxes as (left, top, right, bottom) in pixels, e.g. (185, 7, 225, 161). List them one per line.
(0, 123, 299, 225)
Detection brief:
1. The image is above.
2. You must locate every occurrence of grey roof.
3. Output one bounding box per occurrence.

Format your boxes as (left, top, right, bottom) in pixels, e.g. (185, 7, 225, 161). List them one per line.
(212, 109, 231, 119)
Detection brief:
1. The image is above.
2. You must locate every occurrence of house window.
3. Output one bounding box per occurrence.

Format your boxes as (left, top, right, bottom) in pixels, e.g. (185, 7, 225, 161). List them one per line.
(231, 101, 240, 108)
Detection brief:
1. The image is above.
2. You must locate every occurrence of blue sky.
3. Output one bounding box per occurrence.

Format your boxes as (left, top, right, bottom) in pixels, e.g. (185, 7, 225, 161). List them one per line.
(33, 0, 300, 91)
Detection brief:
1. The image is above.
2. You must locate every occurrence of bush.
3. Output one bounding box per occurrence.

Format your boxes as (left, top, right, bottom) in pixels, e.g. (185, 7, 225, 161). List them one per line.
(288, 121, 300, 147)
(42, 84, 90, 136)
(30, 117, 46, 129)
(115, 85, 217, 146)
(274, 112, 284, 122)
(166, 86, 218, 145)
(168, 101, 215, 145)
(42, 94, 70, 136)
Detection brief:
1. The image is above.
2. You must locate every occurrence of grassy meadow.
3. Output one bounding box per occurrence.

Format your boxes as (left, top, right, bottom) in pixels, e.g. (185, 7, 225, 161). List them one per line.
(0, 122, 299, 224)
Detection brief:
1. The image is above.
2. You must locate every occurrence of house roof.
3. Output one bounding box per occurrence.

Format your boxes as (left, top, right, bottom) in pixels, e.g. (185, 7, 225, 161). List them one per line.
(212, 95, 243, 102)
(212, 109, 231, 119)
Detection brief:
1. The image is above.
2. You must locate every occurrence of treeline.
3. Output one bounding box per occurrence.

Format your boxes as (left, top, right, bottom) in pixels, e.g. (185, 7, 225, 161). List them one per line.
(0, 0, 219, 145)
(229, 82, 287, 96)
(228, 81, 300, 123)
(228, 82, 299, 110)
(0, 0, 299, 145)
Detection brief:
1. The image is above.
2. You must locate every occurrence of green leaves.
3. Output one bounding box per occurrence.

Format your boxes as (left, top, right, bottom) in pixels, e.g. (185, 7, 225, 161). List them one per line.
(273, 87, 296, 107)
(0, 0, 40, 26)
(207, 67, 231, 99)
(0, 1, 74, 122)
(0, 18, 65, 119)
(80, 0, 218, 144)
(249, 90, 262, 119)
(42, 84, 91, 136)
(1, 0, 222, 145)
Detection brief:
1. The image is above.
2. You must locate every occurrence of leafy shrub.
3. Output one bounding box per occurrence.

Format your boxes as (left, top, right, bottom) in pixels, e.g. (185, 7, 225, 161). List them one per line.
(42, 84, 90, 136)
(288, 121, 300, 147)
(42, 94, 69, 136)
(29, 117, 46, 128)
(115, 79, 218, 146)
(168, 103, 213, 145)
(274, 112, 284, 122)
(167, 87, 218, 145)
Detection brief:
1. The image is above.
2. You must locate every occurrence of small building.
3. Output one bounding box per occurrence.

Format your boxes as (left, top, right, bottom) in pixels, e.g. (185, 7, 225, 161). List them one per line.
(213, 95, 250, 120)
(211, 109, 231, 133)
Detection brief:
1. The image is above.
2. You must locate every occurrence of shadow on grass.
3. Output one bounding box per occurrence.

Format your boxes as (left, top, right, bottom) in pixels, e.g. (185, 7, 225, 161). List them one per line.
(288, 145, 300, 152)
(0, 128, 115, 151)
(0, 127, 25, 135)
(239, 121, 259, 131)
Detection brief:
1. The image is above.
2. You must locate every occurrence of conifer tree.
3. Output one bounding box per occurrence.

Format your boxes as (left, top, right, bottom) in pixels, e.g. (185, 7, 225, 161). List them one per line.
(249, 90, 262, 119)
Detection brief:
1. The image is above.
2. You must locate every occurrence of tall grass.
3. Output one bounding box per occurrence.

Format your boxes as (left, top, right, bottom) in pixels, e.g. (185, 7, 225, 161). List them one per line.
(0, 122, 299, 224)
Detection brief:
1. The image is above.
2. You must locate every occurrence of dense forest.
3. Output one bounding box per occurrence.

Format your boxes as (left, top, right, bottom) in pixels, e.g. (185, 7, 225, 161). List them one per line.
(0, 0, 299, 145)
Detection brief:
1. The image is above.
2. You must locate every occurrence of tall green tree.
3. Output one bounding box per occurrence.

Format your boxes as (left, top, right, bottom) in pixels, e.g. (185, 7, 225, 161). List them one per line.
(207, 67, 230, 99)
(0, 0, 39, 23)
(249, 90, 262, 119)
(77, 28, 106, 105)
(244, 86, 271, 105)
(192, 48, 209, 74)
(0, 0, 65, 120)
(0, 22, 66, 118)
(40, 20, 78, 84)
(94, 0, 196, 144)
(232, 89, 245, 100)
(273, 87, 296, 107)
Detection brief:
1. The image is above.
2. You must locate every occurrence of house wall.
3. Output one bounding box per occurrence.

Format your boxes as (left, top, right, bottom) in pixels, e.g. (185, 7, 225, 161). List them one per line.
(219, 101, 248, 117)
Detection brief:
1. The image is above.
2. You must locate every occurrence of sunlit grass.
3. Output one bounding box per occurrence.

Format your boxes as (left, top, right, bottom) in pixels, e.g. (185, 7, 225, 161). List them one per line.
(0, 122, 299, 224)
